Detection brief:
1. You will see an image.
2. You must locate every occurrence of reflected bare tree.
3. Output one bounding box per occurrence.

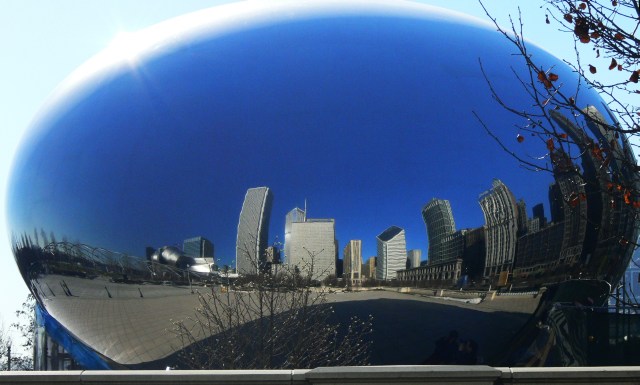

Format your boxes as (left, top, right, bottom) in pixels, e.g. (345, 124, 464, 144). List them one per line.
(476, 1, 640, 219)
(171, 247, 373, 369)
(475, 2, 639, 291)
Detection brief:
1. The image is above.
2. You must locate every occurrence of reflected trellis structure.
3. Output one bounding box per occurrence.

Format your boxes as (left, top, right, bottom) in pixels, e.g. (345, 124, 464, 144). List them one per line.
(18, 240, 220, 304)
(6, 0, 640, 370)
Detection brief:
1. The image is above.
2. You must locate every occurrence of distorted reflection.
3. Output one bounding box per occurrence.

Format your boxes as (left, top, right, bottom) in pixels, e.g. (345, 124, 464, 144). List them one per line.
(7, 1, 638, 369)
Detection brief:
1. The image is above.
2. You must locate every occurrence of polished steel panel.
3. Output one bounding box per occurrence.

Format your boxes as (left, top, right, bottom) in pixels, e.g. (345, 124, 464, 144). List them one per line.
(6, 1, 638, 368)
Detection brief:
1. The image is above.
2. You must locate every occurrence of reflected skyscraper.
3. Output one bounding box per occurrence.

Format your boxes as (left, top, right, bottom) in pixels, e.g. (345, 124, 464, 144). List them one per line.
(284, 207, 306, 262)
(343, 240, 362, 285)
(422, 199, 464, 265)
(407, 249, 421, 269)
(550, 108, 637, 283)
(550, 150, 588, 265)
(183, 236, 214, 259)
(516, 199, 528, 235)
(362, 257, 376, 280)
(236, 187, 273, 275)
(376, 226, 406, 280)
(288, 218, 336, 280)
(479, 179, 519, 280)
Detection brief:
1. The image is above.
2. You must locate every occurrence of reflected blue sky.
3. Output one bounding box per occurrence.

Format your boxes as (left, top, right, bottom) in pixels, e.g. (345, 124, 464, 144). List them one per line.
(7, 4, 607, 265)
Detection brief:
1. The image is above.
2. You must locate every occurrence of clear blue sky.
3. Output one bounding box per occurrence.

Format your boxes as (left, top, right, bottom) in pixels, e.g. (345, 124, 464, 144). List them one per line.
(0, 0, 624, 352)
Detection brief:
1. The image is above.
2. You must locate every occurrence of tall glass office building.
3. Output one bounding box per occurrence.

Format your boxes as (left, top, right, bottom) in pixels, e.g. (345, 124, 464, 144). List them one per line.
(422, 199, 457, 265)
(183, 236, 214, 259)
(236, 187, 273, 275)
(479, 179, 519, 278)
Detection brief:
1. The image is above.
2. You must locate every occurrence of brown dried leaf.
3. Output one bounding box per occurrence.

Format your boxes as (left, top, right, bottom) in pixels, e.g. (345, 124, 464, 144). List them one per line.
(546, 138, 555, 151)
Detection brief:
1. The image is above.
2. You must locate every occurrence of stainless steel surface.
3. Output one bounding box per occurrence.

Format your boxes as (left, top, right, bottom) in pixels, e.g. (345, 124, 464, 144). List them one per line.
(6, 1, 638, 368)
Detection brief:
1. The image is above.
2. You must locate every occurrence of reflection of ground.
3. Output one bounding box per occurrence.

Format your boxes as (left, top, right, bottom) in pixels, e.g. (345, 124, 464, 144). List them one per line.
(31, 276, 539, 367)
(329, 290, 538, 365)
(33, 274, 203, 365)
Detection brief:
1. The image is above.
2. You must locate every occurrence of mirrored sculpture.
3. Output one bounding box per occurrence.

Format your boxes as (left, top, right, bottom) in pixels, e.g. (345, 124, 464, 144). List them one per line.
(7, 1, 638, 369)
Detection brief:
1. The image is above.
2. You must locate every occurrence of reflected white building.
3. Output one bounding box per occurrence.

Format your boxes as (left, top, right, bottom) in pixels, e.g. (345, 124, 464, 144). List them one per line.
(284, 207, 306, 262)
(288, 219, 336, 280)
(236, 187, 273, 275)
(376, 226, 406, 280)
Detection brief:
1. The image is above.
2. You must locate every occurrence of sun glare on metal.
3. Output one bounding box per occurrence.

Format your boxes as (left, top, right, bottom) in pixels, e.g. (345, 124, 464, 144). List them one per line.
(107, 31, 146, 64)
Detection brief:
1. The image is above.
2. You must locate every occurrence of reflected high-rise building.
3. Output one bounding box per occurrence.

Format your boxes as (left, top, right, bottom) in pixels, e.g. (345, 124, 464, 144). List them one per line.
(236, 187, 273, 275)
(407, 249, 421, 269)
(582, 107, 638, 277)
(479, 179, 519, 279)
(532, 204, 546, 224)
(516, 199, 527, 235)
(376, 226, 407, 280)
(422, 199, 457, 265)
(343, 240, 362, 285)
(288, 218, 336, 280)
(183, 236, 214, 259)
(422, 199, 465, 266)
(550, 149, 588, 264)
(550, 107, 637, 283)
(284, 207, 306, 262)
(362, 256, 376, 280)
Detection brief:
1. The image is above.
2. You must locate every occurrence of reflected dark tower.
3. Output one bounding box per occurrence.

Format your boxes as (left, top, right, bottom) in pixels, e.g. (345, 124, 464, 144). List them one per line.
(516, 199, 527, 236)
(549, 148, 588, 265)
(582, 106, 639, 278)
(236, 187, 273, 275)
(183, 236, 214, 259)
(407, 249, 421, 269)
(532, 203, 546, 226)
(550, 108, 637, 282)
(422, 199, 460, 265)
